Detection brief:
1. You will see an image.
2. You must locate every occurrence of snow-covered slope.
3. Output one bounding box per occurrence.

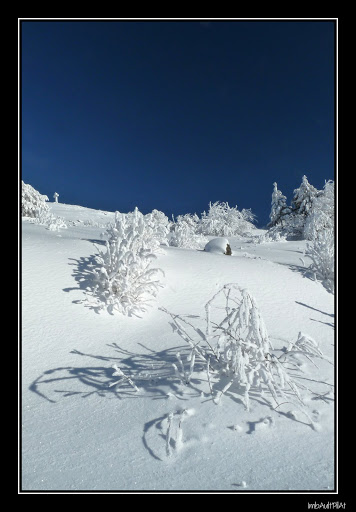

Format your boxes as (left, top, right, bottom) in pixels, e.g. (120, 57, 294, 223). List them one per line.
(21, 203, 335, 492)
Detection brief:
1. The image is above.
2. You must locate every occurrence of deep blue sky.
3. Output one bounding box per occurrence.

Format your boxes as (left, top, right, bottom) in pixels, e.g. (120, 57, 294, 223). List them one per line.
(21, 20, 335, 226)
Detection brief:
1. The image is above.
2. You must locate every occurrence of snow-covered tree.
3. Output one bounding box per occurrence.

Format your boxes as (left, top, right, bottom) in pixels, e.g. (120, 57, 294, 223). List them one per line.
(292, 175, 318, 218)
(144, 209, 170, 248)
(174, 213, 200, 230)
(22, 181, 67, 231)
(273, 175, 319, 239)
(170, 214, 208, 249)
(53, 192, 59, 203)
(21, 181, 49, 218)
(89, 208, 165, 316)
(199, 202, 256, 237)
(304, 180, 335, 293)
(304, 180, 334, 241)
(305, 228, 334, 294)
(268, 182, 291, 228)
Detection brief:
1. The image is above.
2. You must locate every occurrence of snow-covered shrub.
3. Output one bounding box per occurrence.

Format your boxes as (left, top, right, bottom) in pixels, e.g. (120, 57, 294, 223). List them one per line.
(22, 181, 67, 230)
(199, 202, 256, 237)
(144, 209, 170, 248)
(81, 219, 109, 228)
(161, 284, 329, 426)
(109, 364, 140, 393)
(21, 181, 49, 218)
(305, 228, 334, 294)
(302, 180, 334, 293)
(104, 208, 168, 254)
(304, 180, 334, 242)
(34, 208, 68, 231)
(170, 214, 208, 249)
(253, 226, 287, 244)
(88, 208, 165, 316)
(180, 213, 200, 227)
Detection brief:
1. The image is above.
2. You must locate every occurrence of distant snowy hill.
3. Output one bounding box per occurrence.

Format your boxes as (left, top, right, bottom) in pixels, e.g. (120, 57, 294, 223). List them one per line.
(21, 203, 335, 492)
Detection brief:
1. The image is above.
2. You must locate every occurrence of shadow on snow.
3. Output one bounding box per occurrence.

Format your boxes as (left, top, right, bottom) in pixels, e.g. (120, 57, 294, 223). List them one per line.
(28, 338, 334, 460)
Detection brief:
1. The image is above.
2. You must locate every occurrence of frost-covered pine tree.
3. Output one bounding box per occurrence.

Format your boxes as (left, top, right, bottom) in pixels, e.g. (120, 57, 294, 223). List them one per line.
(268, 182, 291, 228)
(89, 208, 165, 316)
(21, 181, 49, 218)
(279, 175, 319, 238)
(291, 175, 318, 218)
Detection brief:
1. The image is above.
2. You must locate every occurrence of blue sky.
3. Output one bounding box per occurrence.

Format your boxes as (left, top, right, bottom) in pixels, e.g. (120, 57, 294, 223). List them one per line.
(21, 20, 335, 226)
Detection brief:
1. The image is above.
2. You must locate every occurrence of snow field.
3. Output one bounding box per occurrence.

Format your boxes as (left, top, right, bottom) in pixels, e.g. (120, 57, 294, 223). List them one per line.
(21, 204, 335, 491)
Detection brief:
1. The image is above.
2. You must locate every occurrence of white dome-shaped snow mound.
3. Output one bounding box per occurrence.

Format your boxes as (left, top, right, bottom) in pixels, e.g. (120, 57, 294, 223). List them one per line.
(204, 237, 232, 255)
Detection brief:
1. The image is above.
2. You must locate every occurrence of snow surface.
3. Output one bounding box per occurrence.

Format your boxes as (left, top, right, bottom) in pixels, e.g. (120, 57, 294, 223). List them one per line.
(21, 203, 335, 492)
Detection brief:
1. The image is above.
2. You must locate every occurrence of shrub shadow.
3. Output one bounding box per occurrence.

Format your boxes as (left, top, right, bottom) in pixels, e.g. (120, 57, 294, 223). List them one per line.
(63, 255, 98, 295)
(28, 343, 204, 405)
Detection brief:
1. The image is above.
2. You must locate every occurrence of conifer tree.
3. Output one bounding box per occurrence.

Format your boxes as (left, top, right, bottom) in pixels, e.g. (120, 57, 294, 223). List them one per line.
(268, 182, 290, 228)
(291, 175, 318, 218)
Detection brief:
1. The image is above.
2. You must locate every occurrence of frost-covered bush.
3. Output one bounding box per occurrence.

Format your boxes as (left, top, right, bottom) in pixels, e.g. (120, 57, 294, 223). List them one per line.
(88, 208, 165, 316)
(161, 284, 329, 426)
(22, 181, 67, 230)
(304, 180, 334, 242)
(104, 208, 168, 254)
(144, 209, 170, 248)
(199, 202, 256, 237)
(170, 214, 208, 249)
(22, 181, 49, 218)
(81, 219, 109, 228)
(302, 180, 334, 293)
(305, 228, 334, 294)
(34, 209, 68, 231)
(253, 226, 287, 244)
(171, 212, 200, 232)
